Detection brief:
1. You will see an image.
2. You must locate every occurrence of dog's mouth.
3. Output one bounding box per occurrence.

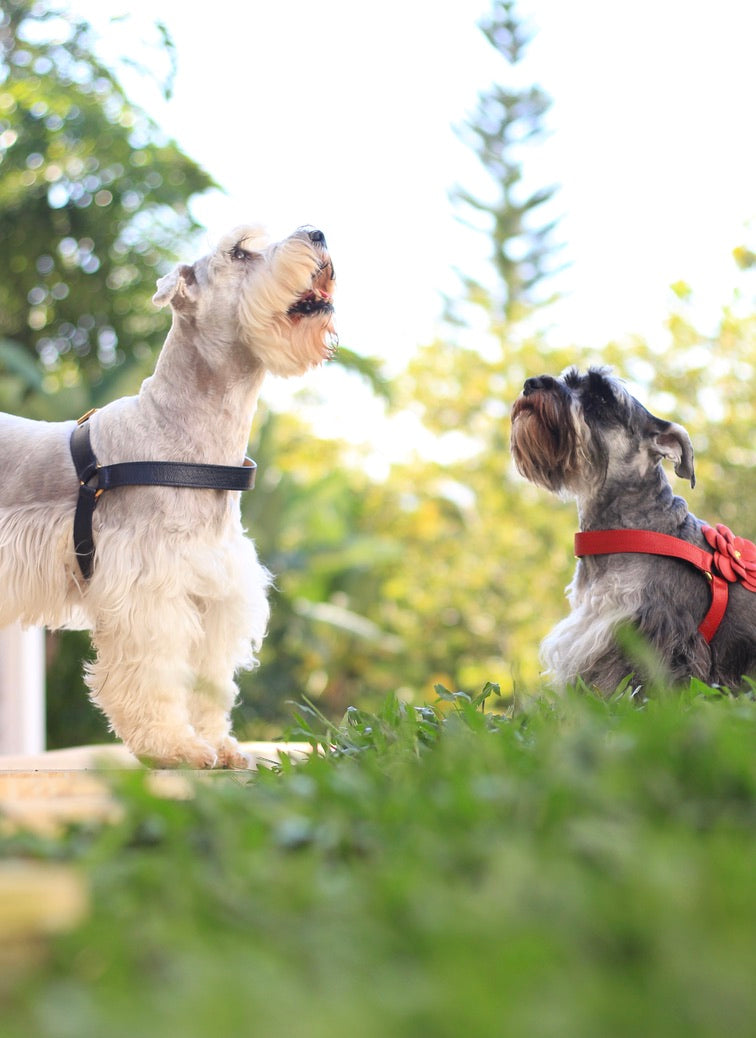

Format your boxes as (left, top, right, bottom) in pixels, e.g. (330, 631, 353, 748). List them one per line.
(511, 395, 537, 421)
(288, 245, 336, 319)
(288, 286, 334, 318)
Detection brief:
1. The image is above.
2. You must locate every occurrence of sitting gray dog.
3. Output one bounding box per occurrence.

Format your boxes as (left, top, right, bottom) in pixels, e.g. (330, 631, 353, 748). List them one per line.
(510, 366, 756, 693)
(0, 225, 336, 767)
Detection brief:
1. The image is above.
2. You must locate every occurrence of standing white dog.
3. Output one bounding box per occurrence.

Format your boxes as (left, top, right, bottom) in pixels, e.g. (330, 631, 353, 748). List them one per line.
(0, 225, 336, 767)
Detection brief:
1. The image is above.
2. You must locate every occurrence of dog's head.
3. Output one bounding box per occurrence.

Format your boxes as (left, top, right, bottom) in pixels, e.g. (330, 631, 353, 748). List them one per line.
(153, 225, 337, 377)
(510, 366, 695, 497)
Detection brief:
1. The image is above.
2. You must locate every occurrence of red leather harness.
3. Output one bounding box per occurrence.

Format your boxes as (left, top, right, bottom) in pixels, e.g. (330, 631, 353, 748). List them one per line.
(574, 524, 756, 644)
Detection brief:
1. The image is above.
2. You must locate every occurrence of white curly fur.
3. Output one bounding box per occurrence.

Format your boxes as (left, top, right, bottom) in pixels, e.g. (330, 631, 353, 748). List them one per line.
(540, 568, 646, 689)
(0, 225, 336, 767)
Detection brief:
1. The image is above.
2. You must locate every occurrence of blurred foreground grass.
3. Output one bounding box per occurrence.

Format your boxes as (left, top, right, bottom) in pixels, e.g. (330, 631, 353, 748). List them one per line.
(1, 684, 755, 1038)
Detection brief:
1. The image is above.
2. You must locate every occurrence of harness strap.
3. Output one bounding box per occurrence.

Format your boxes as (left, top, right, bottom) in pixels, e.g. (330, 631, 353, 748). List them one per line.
(69, 416, 256, 580)
(574, 529, 729, 643)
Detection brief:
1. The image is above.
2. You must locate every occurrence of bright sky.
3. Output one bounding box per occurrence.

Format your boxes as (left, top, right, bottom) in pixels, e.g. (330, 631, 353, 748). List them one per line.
(72, 0, 756, 437)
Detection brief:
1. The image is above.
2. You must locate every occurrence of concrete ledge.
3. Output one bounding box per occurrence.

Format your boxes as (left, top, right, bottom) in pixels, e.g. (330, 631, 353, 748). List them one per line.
(0, 740, 311, 771)
(0, 741, 313, 833)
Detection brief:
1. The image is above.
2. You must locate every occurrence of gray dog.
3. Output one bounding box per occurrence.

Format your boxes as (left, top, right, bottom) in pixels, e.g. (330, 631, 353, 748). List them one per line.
(510, 366, 756, 693)
(0, 224, 336, 767)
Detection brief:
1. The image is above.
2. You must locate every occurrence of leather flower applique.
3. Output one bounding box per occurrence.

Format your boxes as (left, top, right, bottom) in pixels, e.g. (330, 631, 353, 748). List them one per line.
(702, 523, 756, 592)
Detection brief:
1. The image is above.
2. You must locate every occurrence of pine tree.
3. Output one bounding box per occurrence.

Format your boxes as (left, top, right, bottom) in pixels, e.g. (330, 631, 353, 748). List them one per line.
(450, 0, 562, 324)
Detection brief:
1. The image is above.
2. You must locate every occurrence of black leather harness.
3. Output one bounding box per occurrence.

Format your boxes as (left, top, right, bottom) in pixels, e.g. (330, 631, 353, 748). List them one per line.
(69, 412, 257, 579)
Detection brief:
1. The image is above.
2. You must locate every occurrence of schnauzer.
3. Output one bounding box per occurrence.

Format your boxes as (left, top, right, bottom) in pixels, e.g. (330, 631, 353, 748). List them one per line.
(0, 225, 336, 767)
(510, 366, 756, 693)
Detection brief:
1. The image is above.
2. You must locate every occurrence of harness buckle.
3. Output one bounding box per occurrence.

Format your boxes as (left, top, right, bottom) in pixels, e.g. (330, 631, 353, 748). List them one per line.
(78, 461, 100, 487)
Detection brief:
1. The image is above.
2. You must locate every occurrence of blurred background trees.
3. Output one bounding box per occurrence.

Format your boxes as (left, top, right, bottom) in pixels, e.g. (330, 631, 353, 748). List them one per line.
(0, 0, 214, 423)
(242, 0, 755, 723)
(1, 0, 754, 746)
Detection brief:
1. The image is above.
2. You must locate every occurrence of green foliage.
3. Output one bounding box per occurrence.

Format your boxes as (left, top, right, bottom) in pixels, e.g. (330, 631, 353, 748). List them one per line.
(44, 630, 113, 750)
(236, 407, 404, 728)
(0, 0, 214, 417)
(2, 688, 755, 1037)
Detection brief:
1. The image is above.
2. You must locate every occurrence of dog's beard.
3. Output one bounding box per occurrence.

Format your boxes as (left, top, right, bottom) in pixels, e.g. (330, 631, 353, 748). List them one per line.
(285, 263, 337, 367)
(236, 239, 337, 376)
(283, 253, 337, 368)
(510, 392, 581, 492)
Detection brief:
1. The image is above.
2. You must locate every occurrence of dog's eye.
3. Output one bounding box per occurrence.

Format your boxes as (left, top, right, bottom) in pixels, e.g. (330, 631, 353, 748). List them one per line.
(230, 245, 252, 261)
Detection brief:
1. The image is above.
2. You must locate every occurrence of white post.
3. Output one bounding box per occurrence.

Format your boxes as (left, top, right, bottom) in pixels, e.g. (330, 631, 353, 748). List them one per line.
(0, 624, 46, 755)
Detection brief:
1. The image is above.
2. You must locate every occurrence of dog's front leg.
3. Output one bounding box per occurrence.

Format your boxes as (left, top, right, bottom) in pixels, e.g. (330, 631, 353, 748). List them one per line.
(86, 608, 219, 769)
(188, 577, 270, 770)
(189, 674, 249, 770)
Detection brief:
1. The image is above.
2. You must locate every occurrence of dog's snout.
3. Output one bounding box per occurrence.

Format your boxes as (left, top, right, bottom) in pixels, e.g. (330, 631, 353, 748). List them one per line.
(308, 229, 326, 246)
(523, 375, 557, 396)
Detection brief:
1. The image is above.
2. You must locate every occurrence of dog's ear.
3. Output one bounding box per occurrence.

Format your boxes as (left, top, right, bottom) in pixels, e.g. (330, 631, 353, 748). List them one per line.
(152, 264, 199, 309)
(652, 422, 696, 488)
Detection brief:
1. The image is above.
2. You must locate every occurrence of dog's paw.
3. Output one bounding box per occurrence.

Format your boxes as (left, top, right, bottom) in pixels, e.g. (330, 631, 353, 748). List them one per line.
(131, 733, 219, 770)
(214, 737, 253, 770)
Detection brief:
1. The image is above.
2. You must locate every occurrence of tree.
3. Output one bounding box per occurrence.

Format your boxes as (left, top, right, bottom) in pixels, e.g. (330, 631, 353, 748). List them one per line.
(218, 0, 576, 721)
(0, 0, 386, 419)
(0, 0, 214, 420)
(339, 0, 756, 706)
(235, 407, 403, 728)
(449, 0, 562, 325)
(357, 0, 570, 699)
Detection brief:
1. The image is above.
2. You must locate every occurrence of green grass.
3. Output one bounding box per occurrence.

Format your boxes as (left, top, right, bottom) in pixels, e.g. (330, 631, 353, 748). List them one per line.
(2, 684, 755, 1038)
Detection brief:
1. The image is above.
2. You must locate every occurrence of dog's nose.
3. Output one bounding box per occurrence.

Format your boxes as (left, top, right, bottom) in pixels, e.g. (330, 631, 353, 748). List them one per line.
(523, 375, 556, 396)
(308, 229, 326, 246)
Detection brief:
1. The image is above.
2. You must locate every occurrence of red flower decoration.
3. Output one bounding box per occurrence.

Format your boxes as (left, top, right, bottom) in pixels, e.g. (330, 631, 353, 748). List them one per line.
(702, 523, 756, 592)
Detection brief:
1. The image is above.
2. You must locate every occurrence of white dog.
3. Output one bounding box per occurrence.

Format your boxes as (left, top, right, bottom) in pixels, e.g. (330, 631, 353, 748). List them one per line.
(0, 225, 336, 767)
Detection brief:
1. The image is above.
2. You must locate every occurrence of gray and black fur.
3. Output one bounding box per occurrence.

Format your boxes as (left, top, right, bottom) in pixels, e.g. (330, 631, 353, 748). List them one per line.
(510, 366, 756, 692)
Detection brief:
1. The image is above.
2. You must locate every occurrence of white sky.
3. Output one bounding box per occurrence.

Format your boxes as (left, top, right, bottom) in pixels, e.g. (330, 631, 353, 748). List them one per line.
(71, 0, 756, 447)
